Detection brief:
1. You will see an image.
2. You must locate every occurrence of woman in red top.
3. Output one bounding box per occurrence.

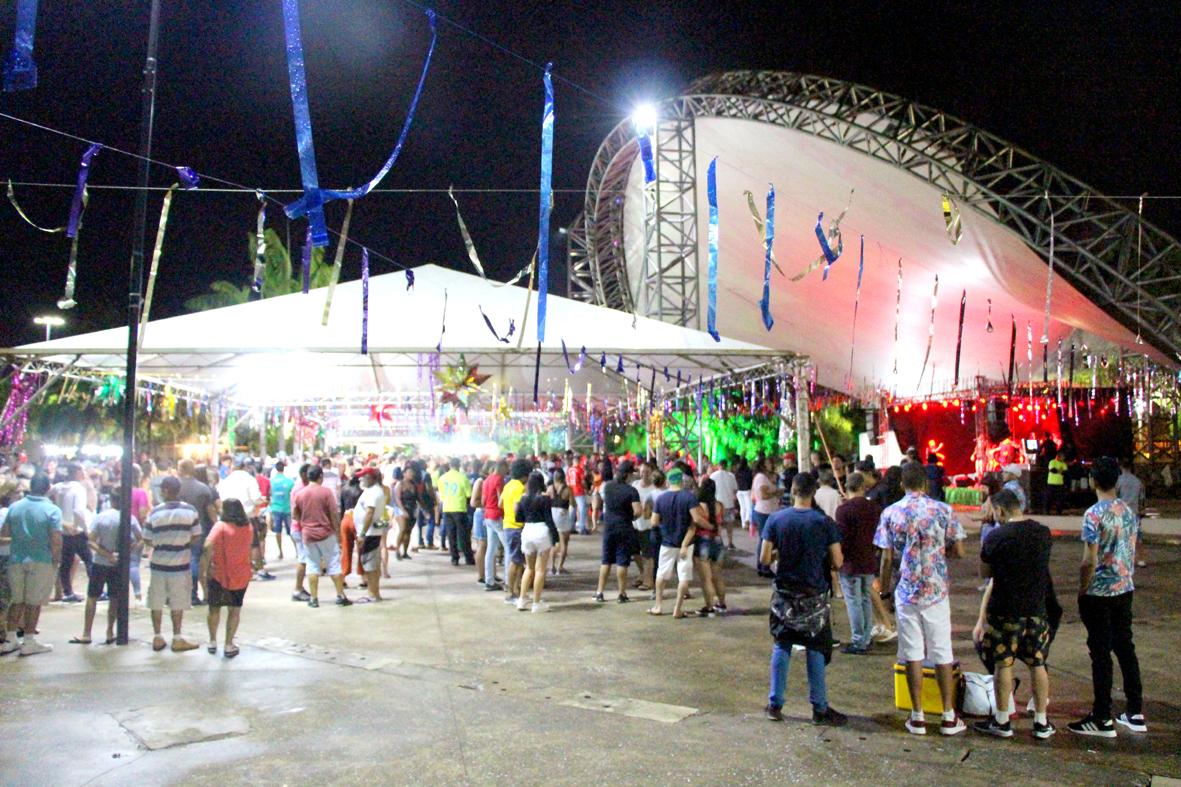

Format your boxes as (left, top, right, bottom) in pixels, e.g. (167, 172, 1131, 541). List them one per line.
(201, 499, 260, 658)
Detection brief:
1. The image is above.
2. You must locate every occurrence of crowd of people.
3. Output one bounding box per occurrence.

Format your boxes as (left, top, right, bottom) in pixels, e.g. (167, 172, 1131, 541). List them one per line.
(0, 442, 1152, 742)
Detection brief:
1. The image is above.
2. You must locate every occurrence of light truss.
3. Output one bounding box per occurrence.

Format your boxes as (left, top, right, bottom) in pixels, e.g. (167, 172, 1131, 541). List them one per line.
(569, 70, 1181, 360)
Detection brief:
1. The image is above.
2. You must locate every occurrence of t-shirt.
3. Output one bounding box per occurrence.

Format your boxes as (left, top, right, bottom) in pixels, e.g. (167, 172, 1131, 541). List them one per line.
(144, 501, 201, 573)
(1115, 471, 1144, 517)
(56, 480, 91, 535)
(874, 491, 965, 607)
(322, 468, 341, 496)
(255, 473, 271, 502)
(6, 495, 63, 564)
(566, 465, 586, 496)
(179, 476, 218, 532)
(631, 481, 658, 531)
(734, 465, 753, 492)
(1003, 479, 1027, 513)
(269, 473, 295, 513)
(131, 487, 151, 521)
(438, 469, 473, 514)
(206, 521, 255, 590)
(482, 472, 505, 520)
(1081, 498, 1138, 597)
(814, 486, 842, 519)
(354, 484, 388, 536)
(981, 519, 1051, 617)
(218, 470, 262, 517)
(834, 496, 880, 576)
(1047, 457, 1067, 486)
(600, 480, 640, 530)
(752, 473, 780, 515)
(500, 479, 526, 529)
(763, 507, 840, 593)
(654, 489, 699, 548)
(295, 484, 339, 543)
(710, 470, 738, 509)
(515, 494, 554, 526)
(90, 509, 142, 568)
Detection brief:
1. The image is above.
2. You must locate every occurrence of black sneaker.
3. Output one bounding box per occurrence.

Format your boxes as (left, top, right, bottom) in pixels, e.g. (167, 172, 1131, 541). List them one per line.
(336, 595, 353, 607)
(1067, 714, 1116, 738)
(812, 706, 848, 727)
(765, 704, 784, 722)
(592, 592, 605, 603)
(307, 598, 320, 608)
(973, 717, 1014, 738)
(1033, 720, 1057, 739)
(1116, 713, 1147, 733)
(484, 583, 503, 592)
(617, 594, 630, 604)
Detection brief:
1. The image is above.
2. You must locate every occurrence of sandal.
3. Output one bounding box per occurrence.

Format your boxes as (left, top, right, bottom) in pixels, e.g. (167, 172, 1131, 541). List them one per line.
(152, 636, 167, 652)
(224, 645, 239, 659)
(68, 637, 92, 645)
(647, 608, 664, 616)
(207, 641, 217, 654)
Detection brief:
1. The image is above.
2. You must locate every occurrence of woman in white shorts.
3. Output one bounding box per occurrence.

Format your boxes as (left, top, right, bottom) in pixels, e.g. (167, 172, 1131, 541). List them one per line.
(547, 471, 574, 575)
(514, 472, 555, 613)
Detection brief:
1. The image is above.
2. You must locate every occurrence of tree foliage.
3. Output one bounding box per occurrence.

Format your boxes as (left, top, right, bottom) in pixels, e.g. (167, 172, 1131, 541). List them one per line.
(183, 228, 334, 312)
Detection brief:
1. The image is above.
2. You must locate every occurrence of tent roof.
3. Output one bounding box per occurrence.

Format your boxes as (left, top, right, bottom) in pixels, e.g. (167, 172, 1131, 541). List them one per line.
(7, 264, 782, 406)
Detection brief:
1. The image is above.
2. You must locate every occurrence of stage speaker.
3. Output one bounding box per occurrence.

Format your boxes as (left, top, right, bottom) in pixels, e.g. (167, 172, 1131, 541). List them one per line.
(986, 398, 1011, 442)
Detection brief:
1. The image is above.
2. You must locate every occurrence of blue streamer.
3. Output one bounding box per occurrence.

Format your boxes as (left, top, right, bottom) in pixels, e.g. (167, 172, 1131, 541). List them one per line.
(637, 133, 656, 184)
(536, 63, 554, 342)
(405, 269, 415, 290)
(281, 0, 328, 247)
(760, 184, 775, 331)
(2, 0, 38, 93)
(560, 340, 585, 374)
(616, 355, 624, 374)
(480, 307, 515, 344)
(706, 156, 720, 342)
(176, 167, 200, 190)
(66, 144, 101, 238)
(301, 228, 312, 294)
(284, 9, 438, 228)
(847, 235, 865, 387)
(361, 247, 369, 354)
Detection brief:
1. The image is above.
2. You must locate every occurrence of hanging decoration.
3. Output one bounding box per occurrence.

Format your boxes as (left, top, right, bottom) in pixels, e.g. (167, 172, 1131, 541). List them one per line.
(1041, 190, 1055, 344)
(436, 288, 448, 353)
(6, 180, 63, 232)
(743, 189, 783, 275)
(915, 274, 939, 391)
(1055, 339, 1064, 409)
(283, 7, 438, 244)
(405, 269, 415, 290)
(758, 184, 776, 331)
(953, 289, 966, 387)
(360, 247, 370, 354)
(986, 298, 994, 333)
(139, 170, 198, 352)
(1026, 320, 1034, 399)
(321, 199, 354, 324)
(300, 227, 312, 294)
(536, 63, 555, 343)
(561, 340, 587, 374)
(941, 193, 963, 245)
(249, 194, 268, 300)
(1007, 316, 1017, 393)
(57, 143, 101, 310)
(636, 129, 656, 184)
(96, 376, 124, 407)
(791, 190, 853, 282)
(2, 0, 38, 92)
(479, 306, 515, 344)
(891, 258, 903, 376)
(846, 235, 865, 389)
(448, 186, 486, 278)
(706, 156, 720, 341)
(0, 372, 36, 447)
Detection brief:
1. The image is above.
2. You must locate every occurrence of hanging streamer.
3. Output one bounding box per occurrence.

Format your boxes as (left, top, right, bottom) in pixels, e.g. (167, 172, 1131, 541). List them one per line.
(941, 193, 963, 245)
(560, 340, 586, 374)
(300, 227, 312, 294)
(6, 180, 64, 232)
(706, 156, 720, 341)
(284, 8, 438, 243)
(436, 289, 448, 353)
(56, 143, 102, 309)
(616, 355, 624, 374)
(139, 183, 181, 352)
(891, 258, 903, 376)
(249, 194, 267, 300)
(448, 185, 486, 278)
(405, 269, 415, 290)
(637, 131, 656, 185)
(2, 0, 38, 92)
(1056, 339, 1064, 409)
(320, 199, 355, 325)
(915, 275, 940, 391)
(536, 63, 554, 342)
(280, 0, 328, 246)
(791, 190, 853, 282)
(986, 298, 994, 333)
(953, 289, 966, 387)
(1041, 190, 1055, 344)
(479, 307, 515, 344)
(360, 248, 370, 354)
(532, 343, 542, 404)
(743, 190, 783, 275)
(1007, 316, 1017, 393)
(758, 184, 776, 331)
(846, 235, 865, 389)
(1026, 321, 1034, 399)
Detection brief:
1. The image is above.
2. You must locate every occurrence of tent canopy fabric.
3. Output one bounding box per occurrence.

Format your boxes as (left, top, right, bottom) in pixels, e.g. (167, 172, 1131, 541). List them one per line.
(6, 264, 783, 406)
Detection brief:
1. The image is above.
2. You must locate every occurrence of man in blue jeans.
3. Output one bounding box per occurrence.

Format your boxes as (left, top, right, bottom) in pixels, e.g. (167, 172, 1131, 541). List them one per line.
(833, 472, 881, 654)
(760, 472, 847, 726)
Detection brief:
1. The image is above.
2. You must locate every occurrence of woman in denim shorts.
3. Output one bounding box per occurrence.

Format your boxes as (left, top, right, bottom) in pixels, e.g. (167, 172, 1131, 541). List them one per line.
(692, 478, 727, 615)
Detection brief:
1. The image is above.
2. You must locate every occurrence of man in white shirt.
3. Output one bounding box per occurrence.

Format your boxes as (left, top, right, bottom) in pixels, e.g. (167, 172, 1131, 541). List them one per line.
(217, 457, 262, 517)
(55, 463, 94, 603)
(710, 459, 739, 549)
(631, 461, 660, 590)
(814, 470, 843, 519)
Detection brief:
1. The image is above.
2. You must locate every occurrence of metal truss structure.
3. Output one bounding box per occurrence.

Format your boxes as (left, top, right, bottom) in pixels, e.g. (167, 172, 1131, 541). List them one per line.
(568, 70, 1181, 361)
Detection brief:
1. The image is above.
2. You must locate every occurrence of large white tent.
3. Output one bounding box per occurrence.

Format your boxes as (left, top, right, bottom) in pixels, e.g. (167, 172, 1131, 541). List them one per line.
(6, 264, 783, 407)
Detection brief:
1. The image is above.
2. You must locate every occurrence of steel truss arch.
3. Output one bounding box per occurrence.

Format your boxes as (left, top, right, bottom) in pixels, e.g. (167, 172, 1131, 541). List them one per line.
(569, 69, 1181, 361)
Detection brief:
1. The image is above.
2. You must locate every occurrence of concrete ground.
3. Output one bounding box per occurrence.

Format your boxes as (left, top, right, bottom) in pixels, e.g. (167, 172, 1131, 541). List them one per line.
(1, 524, 1178, 786)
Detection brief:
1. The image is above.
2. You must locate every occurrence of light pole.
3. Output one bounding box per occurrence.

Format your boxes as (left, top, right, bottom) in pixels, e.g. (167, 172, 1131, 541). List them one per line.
(33, 314, 65, 341)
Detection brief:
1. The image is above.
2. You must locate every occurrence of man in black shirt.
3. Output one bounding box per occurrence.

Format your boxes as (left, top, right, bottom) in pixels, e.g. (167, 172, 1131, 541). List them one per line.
(735, 457, 754, 534)
(594, 461, 641, 603)
(972, 489, 1055, 740)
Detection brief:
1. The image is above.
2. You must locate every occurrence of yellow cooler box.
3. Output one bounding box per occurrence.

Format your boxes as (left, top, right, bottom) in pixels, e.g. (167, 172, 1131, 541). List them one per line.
(893, 661, 963, 714)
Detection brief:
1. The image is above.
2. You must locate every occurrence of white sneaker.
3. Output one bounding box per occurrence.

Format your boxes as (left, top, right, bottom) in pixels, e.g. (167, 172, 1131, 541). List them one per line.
(878, 628, 898, 643)
(0, 638, 21, 655)
(871, 624, 884, 638)
(531, 602, 549, 613)
(19, 638, 53, 657)
(516, 598, 529, 611)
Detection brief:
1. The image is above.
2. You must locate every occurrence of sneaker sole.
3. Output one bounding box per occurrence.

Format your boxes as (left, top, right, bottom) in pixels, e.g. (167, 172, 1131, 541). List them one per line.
(1033, 728, 1057, 739)
(1068, 727, 1116, 738)
(976, 727, 1013, 738)
(905, 724, 927, 736)
(1116, 719, 1147, 733)
(941, 725, 967, 736)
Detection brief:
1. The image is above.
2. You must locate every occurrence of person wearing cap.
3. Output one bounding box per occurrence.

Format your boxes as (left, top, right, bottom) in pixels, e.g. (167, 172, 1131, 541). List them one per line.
(649, 466, 699, 618)
(1001, 465, 1027, 514)
(143, 476, 203, 653)
(353, 468, 388, 603)
(594, 460, 641, 603)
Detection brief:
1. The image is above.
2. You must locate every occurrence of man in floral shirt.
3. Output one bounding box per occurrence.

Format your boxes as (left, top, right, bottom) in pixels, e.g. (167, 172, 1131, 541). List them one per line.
(875, 462, 966, 736)
(1068, 457, 1145, 738)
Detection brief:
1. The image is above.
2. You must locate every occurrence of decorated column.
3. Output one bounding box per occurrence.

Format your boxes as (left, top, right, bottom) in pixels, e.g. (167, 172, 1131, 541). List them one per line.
(794, 361, 811, 473)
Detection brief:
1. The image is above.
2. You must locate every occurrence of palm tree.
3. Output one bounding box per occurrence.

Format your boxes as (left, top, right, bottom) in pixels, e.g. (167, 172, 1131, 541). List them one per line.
(184, 228, 335, 312)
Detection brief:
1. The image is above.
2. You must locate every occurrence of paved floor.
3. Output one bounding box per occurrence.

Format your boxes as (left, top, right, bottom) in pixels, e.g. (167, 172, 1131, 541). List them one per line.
(1, 525, 1178, 786)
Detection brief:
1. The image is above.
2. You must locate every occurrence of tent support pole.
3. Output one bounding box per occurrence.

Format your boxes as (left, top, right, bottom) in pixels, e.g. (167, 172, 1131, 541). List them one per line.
(795, 361, 811, 473)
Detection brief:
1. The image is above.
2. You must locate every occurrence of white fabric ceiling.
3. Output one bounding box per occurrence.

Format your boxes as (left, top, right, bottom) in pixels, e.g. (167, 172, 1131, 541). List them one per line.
(624, 116, 1161, 395)
(8, 264, 779, 405)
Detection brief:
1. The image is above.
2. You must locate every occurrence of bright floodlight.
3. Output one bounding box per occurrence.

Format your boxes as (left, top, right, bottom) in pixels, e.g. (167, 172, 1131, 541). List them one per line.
(33, 314, 65, 341)
(631, 103, 658, 135)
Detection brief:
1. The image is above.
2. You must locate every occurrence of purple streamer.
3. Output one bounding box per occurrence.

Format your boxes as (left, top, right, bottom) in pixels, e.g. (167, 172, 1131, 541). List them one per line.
(479, 306, 515, 343)
(66, 144, 101, 238)
(361, 248, 369, 354)
(616, 355, 624, 374)
(301, 227, 312, 294)
(2, 0, 38, 93)
(560, 340, 586, 374)
(176, 167, 200, 190)
(405, 269, 415, 290)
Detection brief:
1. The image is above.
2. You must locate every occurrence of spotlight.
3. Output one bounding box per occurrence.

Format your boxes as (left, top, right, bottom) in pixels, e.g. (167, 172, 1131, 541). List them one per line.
(631, 103, 658, 135)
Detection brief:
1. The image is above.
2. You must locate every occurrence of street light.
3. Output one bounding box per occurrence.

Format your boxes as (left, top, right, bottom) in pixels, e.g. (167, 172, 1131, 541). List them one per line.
(33, 314, 65, 341)
(631, 103, 658, 135)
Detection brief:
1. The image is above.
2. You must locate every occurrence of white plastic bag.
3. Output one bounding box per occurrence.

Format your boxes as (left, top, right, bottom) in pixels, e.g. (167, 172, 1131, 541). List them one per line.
(962, 672, 1015, 717)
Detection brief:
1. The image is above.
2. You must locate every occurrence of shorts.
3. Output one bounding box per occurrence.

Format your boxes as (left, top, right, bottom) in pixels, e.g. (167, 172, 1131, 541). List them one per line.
(207, 577, 247, 608)
(521, 522, 553, 556)
(695, 536, 725, 562)
(293, 530, 307, 562)
(552, 508, 574, 534)
(895, 597, 953, 664)
(502, 528, 525, 565)
(0, 555, 10, 612)
(601, 527, 634, 567)
(87, 563, 125, 599)
(359, 534, 383, 572)
(656, 545, 693, 583)
(147, 569, 192, 612)
(303, 534, 342, 577)
(982, 614, 1051, 668)
(270, 511, 292, 534)
(8, 561, 55, 607)
(472, 509, 487, 541)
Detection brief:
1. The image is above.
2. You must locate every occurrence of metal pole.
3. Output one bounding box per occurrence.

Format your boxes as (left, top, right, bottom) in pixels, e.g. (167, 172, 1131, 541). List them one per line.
(116, 0, 163, 646)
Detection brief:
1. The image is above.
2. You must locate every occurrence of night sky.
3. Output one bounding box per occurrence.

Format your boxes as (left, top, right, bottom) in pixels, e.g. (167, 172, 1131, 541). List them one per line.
(1, 1, 1178, 348)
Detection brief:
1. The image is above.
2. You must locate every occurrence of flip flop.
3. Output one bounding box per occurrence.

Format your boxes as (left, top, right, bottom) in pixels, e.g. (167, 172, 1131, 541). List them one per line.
(224, 645, 239, 659)
(68, 637, 91, 645)
(103, 638, 116, 645)
(207, 641, 217, 654)
(647, 608, 664, 616)
(355, 596, 376, 604)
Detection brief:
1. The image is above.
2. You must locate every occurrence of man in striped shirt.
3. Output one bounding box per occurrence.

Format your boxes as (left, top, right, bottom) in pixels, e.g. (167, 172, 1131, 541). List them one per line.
(144, 476, 202, 652)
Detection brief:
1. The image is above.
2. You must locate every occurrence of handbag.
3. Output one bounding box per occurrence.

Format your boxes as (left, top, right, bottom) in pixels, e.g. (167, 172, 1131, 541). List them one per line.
(769, 585, 830, 641)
